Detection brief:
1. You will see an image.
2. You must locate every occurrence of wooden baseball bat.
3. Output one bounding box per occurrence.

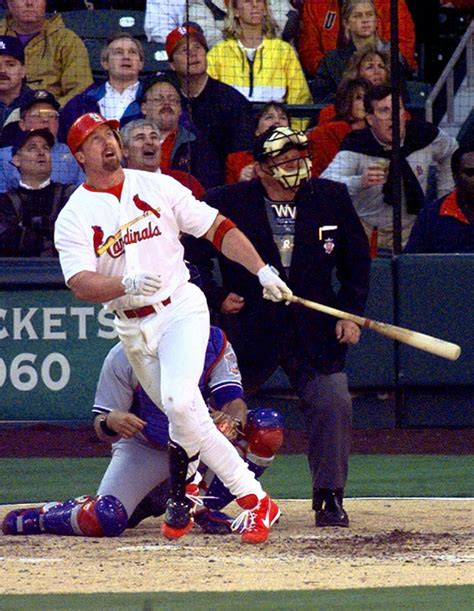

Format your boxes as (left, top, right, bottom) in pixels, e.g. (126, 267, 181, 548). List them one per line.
(287, 294, 461, 361)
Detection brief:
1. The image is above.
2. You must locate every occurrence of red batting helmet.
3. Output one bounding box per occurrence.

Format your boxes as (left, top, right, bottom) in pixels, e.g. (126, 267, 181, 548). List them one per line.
(67, 113, 120, 155)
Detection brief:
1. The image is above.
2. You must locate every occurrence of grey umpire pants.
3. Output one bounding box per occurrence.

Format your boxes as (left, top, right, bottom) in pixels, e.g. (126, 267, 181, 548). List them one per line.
(298, 372, 352, 492)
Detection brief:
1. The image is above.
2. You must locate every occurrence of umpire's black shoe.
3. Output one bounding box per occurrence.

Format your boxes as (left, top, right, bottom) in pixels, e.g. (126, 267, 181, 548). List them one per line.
(315, 492, 349, 528)
(161, 498, 194, 540)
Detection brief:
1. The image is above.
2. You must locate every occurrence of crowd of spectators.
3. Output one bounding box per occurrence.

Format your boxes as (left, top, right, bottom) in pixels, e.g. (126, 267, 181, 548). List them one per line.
(0, 0, 472, 257)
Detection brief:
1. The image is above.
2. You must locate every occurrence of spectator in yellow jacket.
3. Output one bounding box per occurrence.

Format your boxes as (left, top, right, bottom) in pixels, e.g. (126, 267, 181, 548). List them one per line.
(207, 0, 311, 116)
(0, 1, 93, 106)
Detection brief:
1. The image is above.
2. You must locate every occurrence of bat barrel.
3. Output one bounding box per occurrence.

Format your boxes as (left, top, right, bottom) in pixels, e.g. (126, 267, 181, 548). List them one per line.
(287, 295, 461, 362)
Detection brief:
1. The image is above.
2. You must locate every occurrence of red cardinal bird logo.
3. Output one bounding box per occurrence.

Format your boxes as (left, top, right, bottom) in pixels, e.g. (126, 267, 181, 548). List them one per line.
(91, 225, 104, 256)
(133, 194, 161, 219)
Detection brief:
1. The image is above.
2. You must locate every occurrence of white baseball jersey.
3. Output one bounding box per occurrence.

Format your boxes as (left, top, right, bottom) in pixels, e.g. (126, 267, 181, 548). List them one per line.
(54, 169, 218, 311)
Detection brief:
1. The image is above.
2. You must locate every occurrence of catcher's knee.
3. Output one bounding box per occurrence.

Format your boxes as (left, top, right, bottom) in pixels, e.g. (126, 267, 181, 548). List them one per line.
(244, 408, 284, 460)
(42, 495, 128, 537)
(79, 495, 128, 537)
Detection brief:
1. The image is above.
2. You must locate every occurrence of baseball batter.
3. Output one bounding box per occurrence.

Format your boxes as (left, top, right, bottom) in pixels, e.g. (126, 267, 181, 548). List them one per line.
(52, 112, 289, 544)
(2, 327, 284, 538)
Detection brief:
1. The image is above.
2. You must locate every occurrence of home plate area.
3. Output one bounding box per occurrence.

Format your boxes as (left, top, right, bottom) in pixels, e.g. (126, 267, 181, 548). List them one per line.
(0, 499, 472, 594)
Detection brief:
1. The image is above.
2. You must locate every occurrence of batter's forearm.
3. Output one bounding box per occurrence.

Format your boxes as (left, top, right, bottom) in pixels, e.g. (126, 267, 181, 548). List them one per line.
(68, 271, 125, 303)
(205, 214, 265, 275)
(219, 228, 266, 275)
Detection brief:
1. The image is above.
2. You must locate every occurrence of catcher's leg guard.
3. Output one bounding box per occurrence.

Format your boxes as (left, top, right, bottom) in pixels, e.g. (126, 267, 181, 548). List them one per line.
(2, 507, 44, 535)
(201, 408, 284, 511)
(42, 495, 128, 537)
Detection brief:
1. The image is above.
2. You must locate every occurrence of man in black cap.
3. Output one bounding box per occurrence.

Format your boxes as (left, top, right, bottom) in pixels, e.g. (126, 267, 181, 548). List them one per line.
(0, 34, 34, 145)
(202, 125, 371, 528)
(0, 127, 76, 256)
(0, 88, 84, 192)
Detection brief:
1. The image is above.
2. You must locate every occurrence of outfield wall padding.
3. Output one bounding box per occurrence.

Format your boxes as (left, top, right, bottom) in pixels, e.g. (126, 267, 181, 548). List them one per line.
(0, 256, 472, 427)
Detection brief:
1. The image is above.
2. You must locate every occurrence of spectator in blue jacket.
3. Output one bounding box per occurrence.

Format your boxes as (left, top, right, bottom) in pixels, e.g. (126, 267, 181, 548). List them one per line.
(404, 146, 474, 253)
(0, 89, 84, 193)
(59, 33, 145, 142)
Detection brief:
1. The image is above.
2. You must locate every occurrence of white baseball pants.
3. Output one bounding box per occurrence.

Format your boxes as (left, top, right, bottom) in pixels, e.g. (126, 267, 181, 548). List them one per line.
(114, 282, 264, 501)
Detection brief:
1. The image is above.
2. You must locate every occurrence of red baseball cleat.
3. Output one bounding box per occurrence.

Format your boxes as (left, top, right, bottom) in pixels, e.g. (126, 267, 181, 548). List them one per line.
(232, 494, 280, 544)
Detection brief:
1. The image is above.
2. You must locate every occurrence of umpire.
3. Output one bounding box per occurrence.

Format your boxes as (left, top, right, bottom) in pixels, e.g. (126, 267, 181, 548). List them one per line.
(203, 126, 371, 527)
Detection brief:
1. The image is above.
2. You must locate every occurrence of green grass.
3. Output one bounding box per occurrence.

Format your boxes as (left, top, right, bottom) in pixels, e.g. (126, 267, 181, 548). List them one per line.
(0, 586, 472, 610)
(0, 454, 472, 504)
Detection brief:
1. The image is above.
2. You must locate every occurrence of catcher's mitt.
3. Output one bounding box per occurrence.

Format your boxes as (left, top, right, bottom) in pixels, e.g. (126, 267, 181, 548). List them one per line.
(210, 410, 242, 441)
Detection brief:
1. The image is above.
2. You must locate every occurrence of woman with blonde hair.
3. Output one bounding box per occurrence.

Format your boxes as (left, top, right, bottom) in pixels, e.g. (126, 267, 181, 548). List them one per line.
(206, 0, 312, 114)
(317, 44, 391, 125)
(311, 0, 409, 103)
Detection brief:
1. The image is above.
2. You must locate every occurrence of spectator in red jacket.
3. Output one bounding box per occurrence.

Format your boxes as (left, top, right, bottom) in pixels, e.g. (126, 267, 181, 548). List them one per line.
(298, 0, 416, 78)
(307, 77, 370, 177)
(225, 101, 290, 184)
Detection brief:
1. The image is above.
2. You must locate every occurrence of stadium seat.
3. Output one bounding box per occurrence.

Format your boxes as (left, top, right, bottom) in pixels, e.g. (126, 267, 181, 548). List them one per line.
(61, 10, 168, 81)
(61, 9, 147, 41)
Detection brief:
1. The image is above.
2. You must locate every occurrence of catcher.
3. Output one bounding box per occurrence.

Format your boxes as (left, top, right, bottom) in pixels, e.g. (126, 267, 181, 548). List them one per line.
(2, 326, 284, 537)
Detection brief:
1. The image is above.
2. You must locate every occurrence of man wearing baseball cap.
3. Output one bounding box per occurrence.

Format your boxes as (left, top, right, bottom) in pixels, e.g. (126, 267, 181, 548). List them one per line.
(164, 24, 254, 177)
(0, 88, 84, 193)
(54, 111, 291, 544)
(0, 128, 76, 257)
(0, 35, 34, 145)
(202, 125, 371, 529)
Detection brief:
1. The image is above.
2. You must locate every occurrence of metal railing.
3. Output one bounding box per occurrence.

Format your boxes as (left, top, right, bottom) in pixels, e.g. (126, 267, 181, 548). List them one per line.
(425, 19, 474, 125)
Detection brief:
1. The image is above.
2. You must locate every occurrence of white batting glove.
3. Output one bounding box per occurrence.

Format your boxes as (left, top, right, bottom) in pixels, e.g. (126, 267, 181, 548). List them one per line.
(121, 273, 162, 296)
(257, 264, 293, 303)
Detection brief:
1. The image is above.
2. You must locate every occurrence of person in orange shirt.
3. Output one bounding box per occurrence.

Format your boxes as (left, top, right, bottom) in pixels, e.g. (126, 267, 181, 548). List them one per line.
(307, 77, 369, 176)
(298, 0, 416, 78)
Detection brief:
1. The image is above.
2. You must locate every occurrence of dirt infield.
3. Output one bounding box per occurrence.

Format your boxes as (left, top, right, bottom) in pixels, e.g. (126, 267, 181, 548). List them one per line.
(1, 499, 472, 594)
